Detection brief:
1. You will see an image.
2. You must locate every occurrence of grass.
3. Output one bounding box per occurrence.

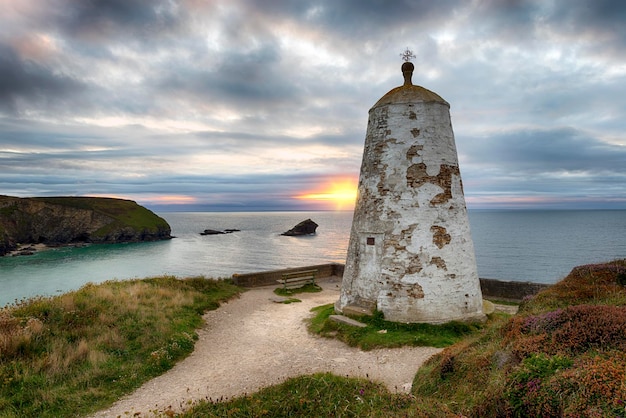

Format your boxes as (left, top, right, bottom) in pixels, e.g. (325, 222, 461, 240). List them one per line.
(271, 284, 323, 304)
(177, 373, 418, 418)
(4, 259, 626, 417)
(277, 298, 302, 304)
(0, 276, 240, 418)
(273, 282, 322, 297)
(484, 298, 519, 306)
(179, 259, 626, 417)
(308, 304, 483, 350)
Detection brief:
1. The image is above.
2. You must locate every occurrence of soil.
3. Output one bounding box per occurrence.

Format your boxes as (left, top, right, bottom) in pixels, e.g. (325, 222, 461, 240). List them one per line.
(91, 277, 443, 417)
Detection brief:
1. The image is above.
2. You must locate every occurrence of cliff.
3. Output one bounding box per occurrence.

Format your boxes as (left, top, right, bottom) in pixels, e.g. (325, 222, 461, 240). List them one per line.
(0, 196, 171, 256)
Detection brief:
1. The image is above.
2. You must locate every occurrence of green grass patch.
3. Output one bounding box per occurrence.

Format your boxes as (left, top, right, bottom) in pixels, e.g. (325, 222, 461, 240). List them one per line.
(278, 298, 302, 304)
(0, 276, 240, 418)
(177, 373, 416, 418)
(273, 282, 322, 297)
(308, 304, 483, 350)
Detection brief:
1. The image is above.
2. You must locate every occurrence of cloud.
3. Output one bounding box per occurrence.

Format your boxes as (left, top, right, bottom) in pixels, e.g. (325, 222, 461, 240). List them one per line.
(54, 0, 184, 42)
(459, 126, 626, 208)
(0, 0, 624, 210)
(544, 0, 626, 57)
(0, 44, 85, 114)
(465, 127, 625, 172)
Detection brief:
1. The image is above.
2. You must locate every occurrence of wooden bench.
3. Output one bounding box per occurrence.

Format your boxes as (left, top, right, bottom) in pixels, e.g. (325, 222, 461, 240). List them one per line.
(277, 269, 318, 290)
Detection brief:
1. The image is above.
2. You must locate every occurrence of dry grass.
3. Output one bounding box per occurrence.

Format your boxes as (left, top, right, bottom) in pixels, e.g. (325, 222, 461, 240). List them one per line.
(0, 276, 240, 417)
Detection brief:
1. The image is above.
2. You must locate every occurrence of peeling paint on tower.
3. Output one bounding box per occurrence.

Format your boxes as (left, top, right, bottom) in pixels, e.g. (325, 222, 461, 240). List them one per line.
(335, 53, 485, 324)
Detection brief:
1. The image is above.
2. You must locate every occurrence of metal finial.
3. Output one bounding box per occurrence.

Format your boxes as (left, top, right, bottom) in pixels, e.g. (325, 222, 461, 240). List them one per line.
(400, 48, 415, 86)
(400, 48, 415, 62)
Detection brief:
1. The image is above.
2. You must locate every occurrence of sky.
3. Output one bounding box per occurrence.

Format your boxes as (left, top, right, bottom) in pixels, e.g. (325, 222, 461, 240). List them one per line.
(1, 0, 625, 212)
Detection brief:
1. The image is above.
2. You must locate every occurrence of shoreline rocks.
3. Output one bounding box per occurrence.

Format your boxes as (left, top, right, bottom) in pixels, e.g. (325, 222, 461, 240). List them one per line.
(200, 228, 240, 235)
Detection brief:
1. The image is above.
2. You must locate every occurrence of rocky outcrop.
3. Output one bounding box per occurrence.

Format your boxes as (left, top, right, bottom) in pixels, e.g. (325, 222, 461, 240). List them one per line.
(0, 195, 171, 256)
(200, 228, 240, 235)
(0, 226, 12, 256)
(200, 229, 224, 235)
(281, 219, 318, 236)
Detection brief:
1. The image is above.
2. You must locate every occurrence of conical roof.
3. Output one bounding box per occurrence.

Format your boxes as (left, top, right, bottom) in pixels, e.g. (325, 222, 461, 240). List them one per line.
(371, 60, 449, 110)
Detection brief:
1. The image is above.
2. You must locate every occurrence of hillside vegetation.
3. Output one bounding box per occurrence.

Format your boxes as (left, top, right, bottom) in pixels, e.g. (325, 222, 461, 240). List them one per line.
(0, 195, 171, 255)
(32, 196, 171, 241)
(0, 277, 240, 417)
(1, 260, 625, 417)
(411, 259, 626, 417)
(184, 259, 626, 417)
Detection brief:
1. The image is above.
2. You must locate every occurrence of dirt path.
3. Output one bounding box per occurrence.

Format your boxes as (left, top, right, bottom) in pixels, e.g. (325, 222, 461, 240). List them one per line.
(92, 278, 442, 417)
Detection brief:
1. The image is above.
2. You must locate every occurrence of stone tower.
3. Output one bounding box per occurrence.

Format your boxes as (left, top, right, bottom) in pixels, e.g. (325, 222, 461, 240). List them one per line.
(335, 54, 484, 324)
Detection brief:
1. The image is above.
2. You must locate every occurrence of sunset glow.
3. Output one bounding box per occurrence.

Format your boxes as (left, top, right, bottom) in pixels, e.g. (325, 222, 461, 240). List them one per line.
(148, 195, 198, 204)
(296, 178, 358, 210)
(86, 194, 198, 205)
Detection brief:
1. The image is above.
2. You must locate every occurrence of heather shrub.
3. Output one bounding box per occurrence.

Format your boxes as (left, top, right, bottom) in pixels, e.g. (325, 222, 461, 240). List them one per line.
(505, 353, 573, 417)
(503, 304, 626, 358)
(551, 305, 626, 353)
(562, 352, 626, 415)
(522, 260, 626, 313)
(496, 351, 626, 417)
(412, 260, 626, 417)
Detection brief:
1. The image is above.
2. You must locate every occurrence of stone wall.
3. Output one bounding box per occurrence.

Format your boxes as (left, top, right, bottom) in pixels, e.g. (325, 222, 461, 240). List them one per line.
(231, 263, 549, 303)
(232, 263, 343, 288)
(479, 278, 550, 302)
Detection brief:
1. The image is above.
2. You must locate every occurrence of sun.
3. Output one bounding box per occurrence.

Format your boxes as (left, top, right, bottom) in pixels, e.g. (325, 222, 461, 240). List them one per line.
(295, 178, 358, 210)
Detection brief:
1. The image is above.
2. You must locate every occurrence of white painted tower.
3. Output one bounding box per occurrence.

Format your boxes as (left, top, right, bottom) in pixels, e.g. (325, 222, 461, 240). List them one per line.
(336, 53, 484, 324)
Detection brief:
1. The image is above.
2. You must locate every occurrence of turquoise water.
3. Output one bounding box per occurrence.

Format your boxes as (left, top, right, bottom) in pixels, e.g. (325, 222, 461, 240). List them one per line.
(1, 210, 625, 307)
(0, 212, 350, 306)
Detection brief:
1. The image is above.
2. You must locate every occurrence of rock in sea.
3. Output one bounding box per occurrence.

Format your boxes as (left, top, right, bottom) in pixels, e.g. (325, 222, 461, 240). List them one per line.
(200, 229, 223, 235)
(281, 219, 318, 236)
(200, 228, 240, 235)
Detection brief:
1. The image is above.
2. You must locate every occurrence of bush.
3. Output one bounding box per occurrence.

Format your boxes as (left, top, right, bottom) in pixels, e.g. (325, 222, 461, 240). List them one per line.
(503, 304, 626, 358)
(412, 260, 626, 417)
(522, 260, 626, 312)
(505, 353, 573, 416)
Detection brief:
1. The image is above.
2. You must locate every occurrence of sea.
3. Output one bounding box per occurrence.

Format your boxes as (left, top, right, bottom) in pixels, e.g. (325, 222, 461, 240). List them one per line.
(1, 210, 625, 307)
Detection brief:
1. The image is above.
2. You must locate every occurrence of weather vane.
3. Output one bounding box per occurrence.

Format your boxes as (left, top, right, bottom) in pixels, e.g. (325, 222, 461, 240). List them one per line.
(400, 48, 415, 62)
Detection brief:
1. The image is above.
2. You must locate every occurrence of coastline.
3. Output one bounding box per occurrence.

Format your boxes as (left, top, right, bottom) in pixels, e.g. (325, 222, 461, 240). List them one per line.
(5, 242, 92, 257)
(3, 209, 623, 307)
(6, 243, 50, 257)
